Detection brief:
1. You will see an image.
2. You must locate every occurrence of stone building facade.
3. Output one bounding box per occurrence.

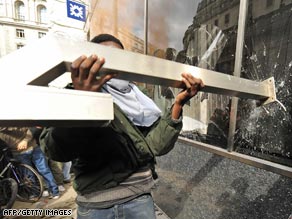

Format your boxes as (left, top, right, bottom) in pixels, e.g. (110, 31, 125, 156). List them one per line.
(0, 0, 89, 58)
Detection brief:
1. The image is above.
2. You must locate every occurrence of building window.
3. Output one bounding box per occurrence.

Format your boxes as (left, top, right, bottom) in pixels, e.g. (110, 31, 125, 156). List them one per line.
(0, 0, 4, 15)
(15, 1, 25, 21)
(38, 32, 46, 38)
(214, 19, 218, 26)
(16, 29, 25, 38)
(37, 5, 47, 23)
(266, 0, 274, 7)
(17, 44, 24, 49)
(224, 13, 230, 25)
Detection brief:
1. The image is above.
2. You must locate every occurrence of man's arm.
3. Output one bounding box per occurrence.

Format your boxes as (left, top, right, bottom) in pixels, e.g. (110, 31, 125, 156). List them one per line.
(144, 73, 204, 156)
(144, 107, 183, 156)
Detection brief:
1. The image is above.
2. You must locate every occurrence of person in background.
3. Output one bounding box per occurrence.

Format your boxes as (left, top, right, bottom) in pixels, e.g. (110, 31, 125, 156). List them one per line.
(206, 108, 229, 148)
(62, 161, 72, 183)
(0, 127, 60, 200)
(41, 34, 204, 219)
(43, 159, 71, 195)
(31, 127, 66, 197)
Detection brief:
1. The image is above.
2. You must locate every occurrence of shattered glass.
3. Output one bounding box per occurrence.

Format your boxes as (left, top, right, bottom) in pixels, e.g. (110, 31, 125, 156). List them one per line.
(235, 2, 292, 166)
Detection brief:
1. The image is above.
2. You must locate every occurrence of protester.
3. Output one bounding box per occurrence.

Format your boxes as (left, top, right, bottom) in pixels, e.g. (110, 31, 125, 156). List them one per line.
(40, 34, 204, 219)
(30, 127, 66, 196)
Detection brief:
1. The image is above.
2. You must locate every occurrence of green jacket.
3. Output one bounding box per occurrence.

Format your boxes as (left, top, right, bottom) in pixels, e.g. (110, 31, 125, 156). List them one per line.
(40, 104, 182, 195)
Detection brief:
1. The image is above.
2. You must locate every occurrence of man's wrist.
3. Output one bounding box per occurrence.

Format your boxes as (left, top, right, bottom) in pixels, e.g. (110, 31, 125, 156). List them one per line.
(172, 101, 184, 119)
(174, 98, 184, 107)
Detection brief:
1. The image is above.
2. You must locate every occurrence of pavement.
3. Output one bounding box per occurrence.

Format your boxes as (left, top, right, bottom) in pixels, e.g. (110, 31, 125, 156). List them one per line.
(8, 182, 77, 219)
(154, 140, 292, 219)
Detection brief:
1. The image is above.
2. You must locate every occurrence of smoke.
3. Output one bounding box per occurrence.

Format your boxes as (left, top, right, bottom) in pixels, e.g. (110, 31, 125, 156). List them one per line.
(148, 0, 198, 50)
(90, 0, 198, 51)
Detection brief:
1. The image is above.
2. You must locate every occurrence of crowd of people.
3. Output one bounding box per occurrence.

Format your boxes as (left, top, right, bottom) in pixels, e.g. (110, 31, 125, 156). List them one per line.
(0, 127, 72, 200)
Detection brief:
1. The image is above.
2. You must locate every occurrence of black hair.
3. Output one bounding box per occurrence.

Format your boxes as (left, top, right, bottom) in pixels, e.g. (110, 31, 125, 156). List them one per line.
(90, 34, 124, 49)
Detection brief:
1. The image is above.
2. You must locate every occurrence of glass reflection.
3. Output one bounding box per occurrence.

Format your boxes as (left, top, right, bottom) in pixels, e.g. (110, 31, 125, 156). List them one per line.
(149, 0, 239, 149)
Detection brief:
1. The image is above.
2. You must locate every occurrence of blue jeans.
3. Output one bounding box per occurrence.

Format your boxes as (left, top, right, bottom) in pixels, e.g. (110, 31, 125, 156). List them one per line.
(77, 194, 156, 219)
(14, 146, 59, 196)
(62, 161, 72, 181)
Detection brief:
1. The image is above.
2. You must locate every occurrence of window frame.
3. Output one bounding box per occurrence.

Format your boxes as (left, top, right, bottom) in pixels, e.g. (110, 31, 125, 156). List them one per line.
(37, 4, 47, 24)
(14, 0, 25, 21)
(16, 28, 25, 38)
(38, 32, 46, 38)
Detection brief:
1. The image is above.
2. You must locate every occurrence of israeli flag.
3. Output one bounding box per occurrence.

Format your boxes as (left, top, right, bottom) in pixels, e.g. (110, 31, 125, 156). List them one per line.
(67, 0, 86, 22)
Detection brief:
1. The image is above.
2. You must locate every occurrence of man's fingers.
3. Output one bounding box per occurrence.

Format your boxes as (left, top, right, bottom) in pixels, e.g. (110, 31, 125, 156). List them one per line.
(78, 55, 98, 80)
(99, 74, 117, 86)
(181, 72, 204, 90)
(182, 78, 192, 90)
(70, 55, 117, 91)
(71, 55, 87, 78)
(89, 74, 117, 92)
(87, 57, 105, 82)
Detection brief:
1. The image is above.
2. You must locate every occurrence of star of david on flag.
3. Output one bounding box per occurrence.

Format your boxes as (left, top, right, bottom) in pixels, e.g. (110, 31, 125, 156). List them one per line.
(67, 0, 86, 22)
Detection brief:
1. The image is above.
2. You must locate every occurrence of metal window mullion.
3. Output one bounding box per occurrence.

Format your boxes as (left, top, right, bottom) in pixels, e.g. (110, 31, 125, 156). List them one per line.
(227, 0, 249, 152)
(144, 0, 148, 55)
